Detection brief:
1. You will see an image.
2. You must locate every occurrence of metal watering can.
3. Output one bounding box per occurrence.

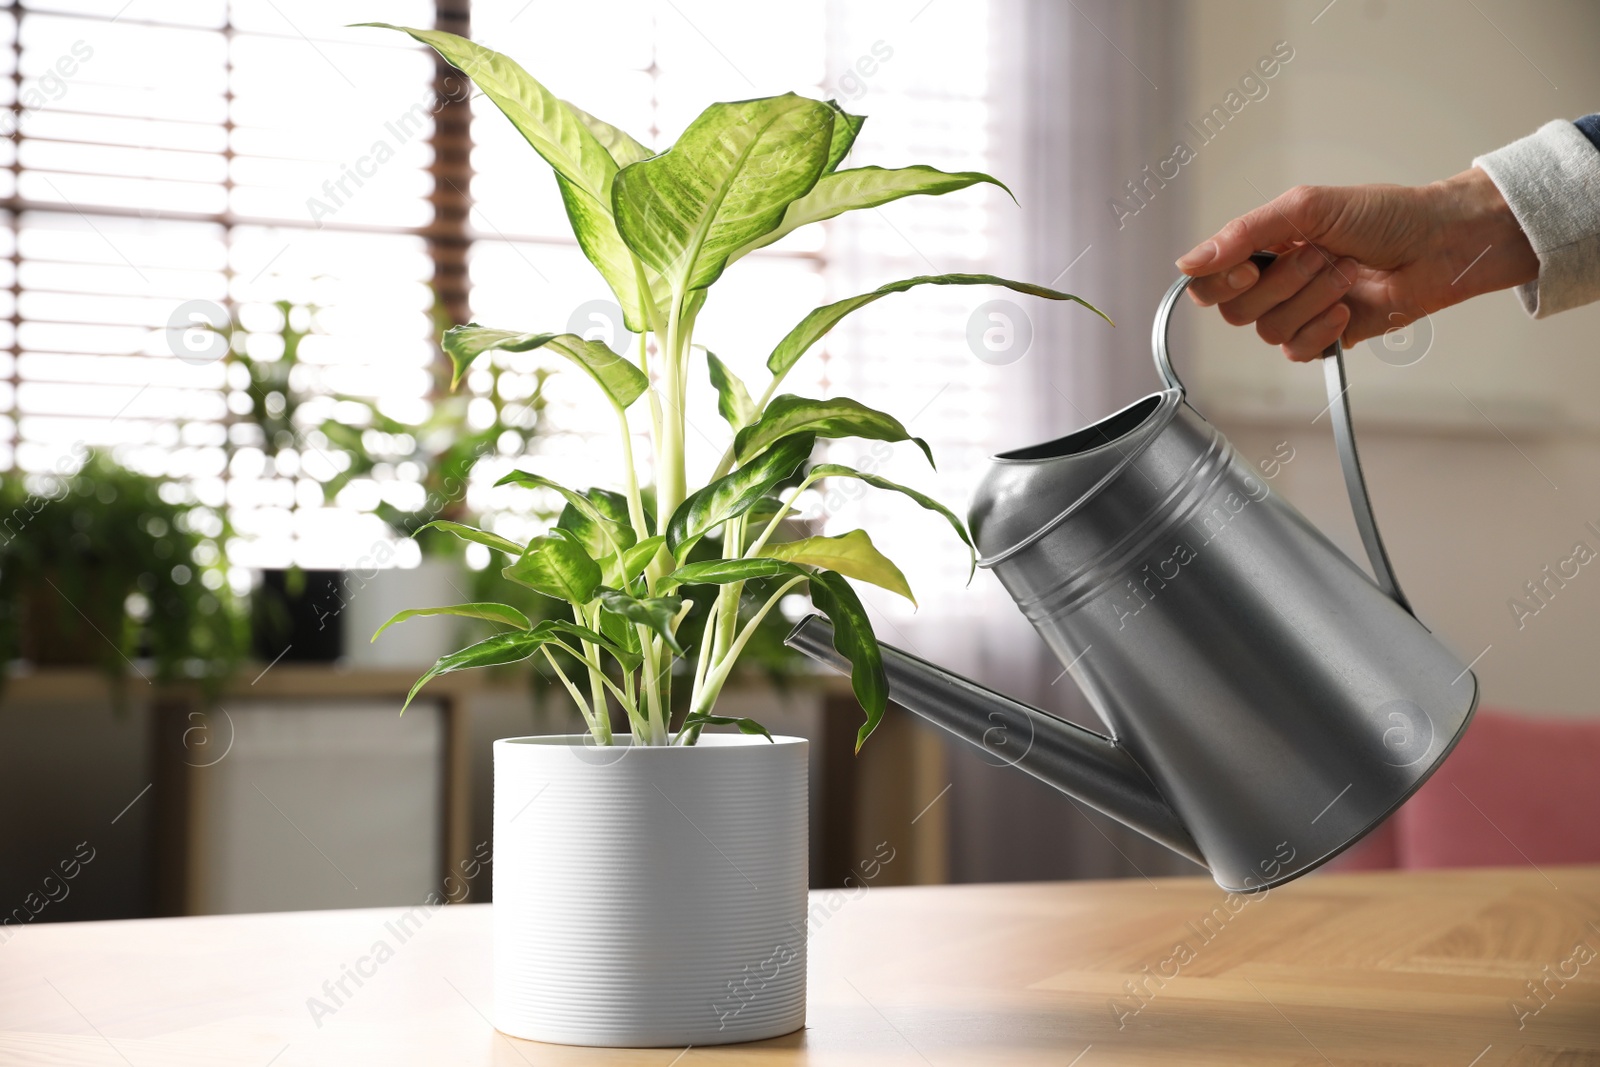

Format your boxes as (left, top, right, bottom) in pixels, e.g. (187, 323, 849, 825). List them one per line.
(788, 254, 1479, 892)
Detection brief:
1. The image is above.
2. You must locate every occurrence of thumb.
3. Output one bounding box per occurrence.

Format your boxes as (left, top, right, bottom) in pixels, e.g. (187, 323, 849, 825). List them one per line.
(1177, 185, 1332, 277)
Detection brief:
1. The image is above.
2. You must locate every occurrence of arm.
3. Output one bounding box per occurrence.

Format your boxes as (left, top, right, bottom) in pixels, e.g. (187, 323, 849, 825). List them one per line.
(1473, 117, 1600, 319)
(1176, 115, 1600, 361)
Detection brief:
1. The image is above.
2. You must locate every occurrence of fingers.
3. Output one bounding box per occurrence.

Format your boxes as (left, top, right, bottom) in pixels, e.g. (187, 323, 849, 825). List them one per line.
(1281, 302, 1350, 362)
(1255, 257, 1357, 346)
(1176, 185, 1332, 277)
(1342, 278, 1414, 347)
(1213, 243, 1330, 325)
(1186, 259, 1261, 307)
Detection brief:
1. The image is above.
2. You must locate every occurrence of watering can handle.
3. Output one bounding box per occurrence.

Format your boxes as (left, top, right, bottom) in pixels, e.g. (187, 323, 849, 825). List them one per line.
(1151, 250, 1414, 616)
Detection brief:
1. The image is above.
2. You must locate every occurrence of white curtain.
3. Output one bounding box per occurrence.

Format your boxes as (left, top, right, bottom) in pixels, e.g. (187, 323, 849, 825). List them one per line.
(940, 0, 1202, 882)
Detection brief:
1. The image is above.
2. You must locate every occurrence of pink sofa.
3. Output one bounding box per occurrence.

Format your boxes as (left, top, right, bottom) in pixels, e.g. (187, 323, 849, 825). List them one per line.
(1326, 708, 1600, 871)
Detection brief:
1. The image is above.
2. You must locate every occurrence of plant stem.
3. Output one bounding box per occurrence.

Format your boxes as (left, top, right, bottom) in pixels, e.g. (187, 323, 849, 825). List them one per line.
(689, 608, 715, 712)
(636, 327, 664, 493)
(751, 374, 782, 418)
(613, 402, 648, 551)
(656, 296, 687, 534)
(677, 297, 701, 413)
(646, 383, 664, 470)
(620, 666, 645, 740)
(541, 646, 595, 734)
(709, 370, 790, 481)
(655, 634, 673, 743)
(689, 510, 744, 717)
(648, 292, 704, 739)
(554, 639, 634, 712)
(714, 514, 743, 675)
(640, 632, 667, 745)
(575, 604, 612, 745)
(631, 261, 667, 339)
(693, 575, 807, 719)
(746, 472, 820, 559)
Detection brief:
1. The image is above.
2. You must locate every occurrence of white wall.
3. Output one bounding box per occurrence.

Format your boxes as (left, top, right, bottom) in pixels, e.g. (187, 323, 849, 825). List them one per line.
(1180, 0, 1600, 715)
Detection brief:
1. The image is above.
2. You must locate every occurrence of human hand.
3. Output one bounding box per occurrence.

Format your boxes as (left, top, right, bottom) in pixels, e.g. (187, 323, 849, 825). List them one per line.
(1176, 169, 1538, 361)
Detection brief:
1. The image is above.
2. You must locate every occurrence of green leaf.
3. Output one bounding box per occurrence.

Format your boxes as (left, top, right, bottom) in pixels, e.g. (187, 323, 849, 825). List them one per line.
(805, 463, 976, 578)
(666, 433, 815, 559)
(706, 351, 757, 432)
(415, 519, 524, 558)
(662, 557, 804, 591)
(373, 602, 531, 643)
(597, 588, 687, 657)
(556, 175, 674, 331)
(735, 395, 933, 468)
(360, 26, 667, 332)
(503, 535, 602, 604)
(745, 494, 799, 529)
(760, 529, 914, 605)
(359, 29, 605, 175)
(495, 470, 632, 559)
(557, 487, 638, 569)
(598, 604, 640, 662)
(822, 101, 865, 172)
(442, 326, 647, 407)
(573, 487, 634, 529)
(543, 618, 642, 671)
(727, 166, 1008, 265)
(766, 273, 1112, 381)
(402, 626, 557, 711)
(807, 570, 887, 753)
(679, 714, 774, 741)
(612, 93, 836, 293)
(621, 535, 666, 585)
(401, 620, 635, 710)
(566, 102, 653, 166)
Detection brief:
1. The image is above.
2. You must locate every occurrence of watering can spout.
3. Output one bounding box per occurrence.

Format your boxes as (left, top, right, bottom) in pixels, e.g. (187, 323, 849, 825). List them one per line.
(784, 615, 1206, 869)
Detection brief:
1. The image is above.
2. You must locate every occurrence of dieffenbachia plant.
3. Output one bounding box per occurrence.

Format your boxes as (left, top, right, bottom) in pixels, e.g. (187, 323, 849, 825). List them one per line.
(363, 26, 1108, 749)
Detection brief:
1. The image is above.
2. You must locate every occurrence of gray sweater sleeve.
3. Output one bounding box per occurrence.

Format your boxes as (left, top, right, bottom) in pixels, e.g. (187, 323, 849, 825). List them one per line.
(1472, 119, 1600, 318)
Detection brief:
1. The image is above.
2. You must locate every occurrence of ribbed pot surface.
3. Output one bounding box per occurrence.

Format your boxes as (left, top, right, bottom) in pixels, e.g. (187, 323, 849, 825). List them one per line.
(493, 734, 808, 1046)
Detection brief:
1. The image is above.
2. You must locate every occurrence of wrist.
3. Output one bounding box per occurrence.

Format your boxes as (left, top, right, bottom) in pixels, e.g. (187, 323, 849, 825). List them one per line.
(1431, 167, 1538, 298)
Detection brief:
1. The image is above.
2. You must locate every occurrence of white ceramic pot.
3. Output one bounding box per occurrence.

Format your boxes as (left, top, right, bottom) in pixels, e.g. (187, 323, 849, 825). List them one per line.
(342, 559, 465, 668)
(493, 734, 809, 1047)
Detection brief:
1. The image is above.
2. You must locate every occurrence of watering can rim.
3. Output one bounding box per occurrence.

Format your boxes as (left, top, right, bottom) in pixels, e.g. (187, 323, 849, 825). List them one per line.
(976, 387, 1184, 569)
(988, 388, 1181, 466)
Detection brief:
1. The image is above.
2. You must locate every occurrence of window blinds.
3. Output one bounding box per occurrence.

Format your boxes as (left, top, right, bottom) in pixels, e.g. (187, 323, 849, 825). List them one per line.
(8, 0, 1004, 623)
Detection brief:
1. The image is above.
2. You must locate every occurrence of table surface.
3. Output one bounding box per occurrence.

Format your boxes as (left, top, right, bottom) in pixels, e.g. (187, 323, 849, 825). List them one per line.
(3, 866, 1597, 1066)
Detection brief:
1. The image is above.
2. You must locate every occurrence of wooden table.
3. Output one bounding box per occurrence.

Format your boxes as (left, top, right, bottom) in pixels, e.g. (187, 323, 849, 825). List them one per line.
(3, 867, 1596, 1065)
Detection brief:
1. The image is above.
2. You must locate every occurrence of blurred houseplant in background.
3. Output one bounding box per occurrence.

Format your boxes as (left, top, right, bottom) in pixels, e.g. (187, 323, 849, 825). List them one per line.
(223, 298, 313, 466)
(317, 291, 553, 551)
(218, 297, 347, 661)
(0, 452, 245, 693)
(218, 293, 569, 667)
(317, 301, 562, 662)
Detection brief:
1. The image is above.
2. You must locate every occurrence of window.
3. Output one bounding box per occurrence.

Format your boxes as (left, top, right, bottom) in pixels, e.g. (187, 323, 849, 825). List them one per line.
(9, 0, 1006, 631)
(6, 0, 441, 579)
